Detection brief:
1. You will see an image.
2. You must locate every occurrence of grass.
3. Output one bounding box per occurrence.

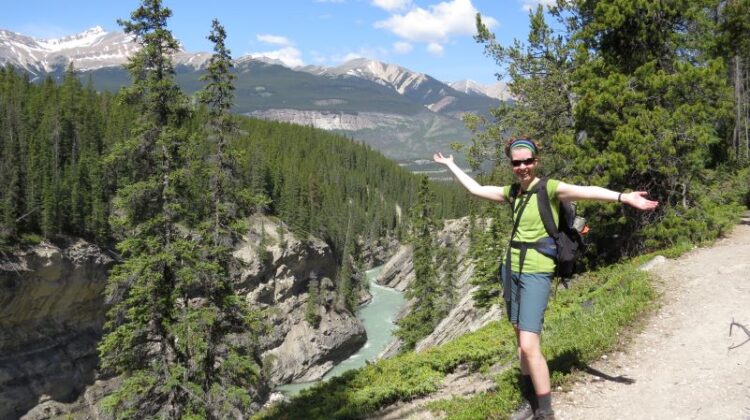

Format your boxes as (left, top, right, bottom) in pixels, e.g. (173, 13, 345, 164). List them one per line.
(426, 262, 657, 419)
(253, 255, 660, 420)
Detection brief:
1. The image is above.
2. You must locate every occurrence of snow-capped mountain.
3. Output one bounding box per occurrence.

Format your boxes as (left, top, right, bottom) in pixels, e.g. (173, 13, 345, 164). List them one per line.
(317, 58, 430, 95)
(301, 58, 500, 115)
(449, 79, 512, 101)
(0, 26, 137, 76)
(0, 26, 215, 78)
(0, 27, 508, 161)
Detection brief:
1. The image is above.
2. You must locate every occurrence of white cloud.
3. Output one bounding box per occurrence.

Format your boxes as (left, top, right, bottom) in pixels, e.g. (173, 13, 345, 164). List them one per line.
(257, 34, 293, 46)
(521, 0, 557, 12)
(324, 46, 390, 64)
(393, 41, 413, 54)
(427, 42, 444, 56)
(343, 52, 365, 62)
(251, 34, 303, 67)
(249, 47, 304, 67)
(374, 0, 498, 44)
(371, 0, 412, 11)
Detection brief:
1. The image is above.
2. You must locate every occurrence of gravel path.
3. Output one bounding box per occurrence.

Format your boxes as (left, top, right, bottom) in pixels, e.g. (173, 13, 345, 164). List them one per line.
(554, 212, 750, 420)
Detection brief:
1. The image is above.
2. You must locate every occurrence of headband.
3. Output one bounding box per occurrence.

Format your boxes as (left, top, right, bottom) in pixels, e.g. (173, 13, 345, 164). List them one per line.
(510, 139, 537, 156)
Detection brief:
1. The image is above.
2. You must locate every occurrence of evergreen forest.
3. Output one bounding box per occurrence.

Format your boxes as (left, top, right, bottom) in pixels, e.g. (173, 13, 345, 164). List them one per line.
(0, 67, 465, 257)
(2, 0, 750, 418)
(464, 0, 750, 307)
(0, 1, 466, 416)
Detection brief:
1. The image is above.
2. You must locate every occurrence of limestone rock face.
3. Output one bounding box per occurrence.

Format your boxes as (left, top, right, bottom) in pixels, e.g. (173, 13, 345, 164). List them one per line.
(3, 215, 368, 417)
(377, 217, 503, 359)
(0, 239, 114, 420)
(233, 215, 366, 386)
(376, 244, 414, 292)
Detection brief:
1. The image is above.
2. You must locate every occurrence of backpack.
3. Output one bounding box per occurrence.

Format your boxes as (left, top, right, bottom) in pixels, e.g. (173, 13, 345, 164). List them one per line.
(507, 178, 587, 280)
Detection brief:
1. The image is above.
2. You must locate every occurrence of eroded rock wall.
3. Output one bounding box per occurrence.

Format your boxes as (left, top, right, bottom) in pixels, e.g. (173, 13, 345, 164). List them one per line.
(377, 217, 503, 359)
(0, 239, 114, 419)
(2, 215, 367, 418)
(233, 215, 367, 386)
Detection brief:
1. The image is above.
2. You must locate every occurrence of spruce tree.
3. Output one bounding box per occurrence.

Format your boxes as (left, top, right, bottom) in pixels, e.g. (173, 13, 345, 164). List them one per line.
(192, 19, 268, 415)
(395, 176, 440, 350)
(97, 1, 215, 417)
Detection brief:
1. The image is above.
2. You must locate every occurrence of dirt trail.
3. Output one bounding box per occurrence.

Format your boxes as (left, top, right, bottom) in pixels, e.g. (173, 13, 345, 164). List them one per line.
(554, 212, 750, 420)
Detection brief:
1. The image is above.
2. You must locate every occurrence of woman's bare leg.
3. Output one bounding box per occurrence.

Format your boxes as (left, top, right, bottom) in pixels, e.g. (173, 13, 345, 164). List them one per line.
(518, 330, 550, 394)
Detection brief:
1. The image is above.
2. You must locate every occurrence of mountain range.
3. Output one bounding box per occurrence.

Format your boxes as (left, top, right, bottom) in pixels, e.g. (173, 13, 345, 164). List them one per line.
(0, 26, 510, 164)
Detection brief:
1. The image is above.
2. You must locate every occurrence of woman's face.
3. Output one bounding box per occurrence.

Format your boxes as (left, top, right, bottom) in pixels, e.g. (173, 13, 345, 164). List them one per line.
(510, 147, 537, 183)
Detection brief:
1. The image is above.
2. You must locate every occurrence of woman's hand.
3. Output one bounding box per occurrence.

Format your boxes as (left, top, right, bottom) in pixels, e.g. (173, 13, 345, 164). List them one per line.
(431, 152, 505, 202)
(433, 152, 454, 165)
(622, 191, 659, 211)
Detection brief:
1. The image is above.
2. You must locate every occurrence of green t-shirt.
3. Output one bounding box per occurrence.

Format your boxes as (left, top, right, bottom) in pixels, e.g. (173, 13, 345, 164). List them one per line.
(502, 179, 560, 273)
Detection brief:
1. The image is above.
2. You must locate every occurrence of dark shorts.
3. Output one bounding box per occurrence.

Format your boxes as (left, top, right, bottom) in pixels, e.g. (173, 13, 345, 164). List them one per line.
(503, 271, 552, 334)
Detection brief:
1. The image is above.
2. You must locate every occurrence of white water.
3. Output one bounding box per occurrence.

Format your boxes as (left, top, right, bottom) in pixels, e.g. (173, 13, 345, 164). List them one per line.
(277, 266, 405, 396)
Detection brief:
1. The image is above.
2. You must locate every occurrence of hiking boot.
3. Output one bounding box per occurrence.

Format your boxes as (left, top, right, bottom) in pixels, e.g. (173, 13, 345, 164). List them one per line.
(509, 401, 534, 420)
(532, 408, 555, 420)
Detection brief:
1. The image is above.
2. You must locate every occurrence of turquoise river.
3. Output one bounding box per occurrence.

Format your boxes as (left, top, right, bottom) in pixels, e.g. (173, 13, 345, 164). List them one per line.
(277, 266, 406, 396)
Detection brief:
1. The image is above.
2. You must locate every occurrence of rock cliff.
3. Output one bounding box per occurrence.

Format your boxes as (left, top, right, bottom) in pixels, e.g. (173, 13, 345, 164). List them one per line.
(377, 217, 503, 359)
(0, 239, 114, 420)
(233, 215, 366, 385)
(2, 215, 367, 418)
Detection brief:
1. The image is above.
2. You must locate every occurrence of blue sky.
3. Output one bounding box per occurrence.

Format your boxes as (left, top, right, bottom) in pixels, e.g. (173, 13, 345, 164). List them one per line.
(0, 0, 556, 84)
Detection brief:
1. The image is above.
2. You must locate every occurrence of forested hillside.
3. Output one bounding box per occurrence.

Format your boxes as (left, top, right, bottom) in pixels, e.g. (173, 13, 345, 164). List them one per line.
(0, 22, 466, 415)
(259, 0, 750, 418)
(0, 66, 465, 254)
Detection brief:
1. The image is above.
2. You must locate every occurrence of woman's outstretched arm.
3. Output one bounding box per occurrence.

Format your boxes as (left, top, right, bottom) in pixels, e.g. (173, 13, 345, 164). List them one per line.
(433, 152, 506, 203)
(555, 182, 659, 211)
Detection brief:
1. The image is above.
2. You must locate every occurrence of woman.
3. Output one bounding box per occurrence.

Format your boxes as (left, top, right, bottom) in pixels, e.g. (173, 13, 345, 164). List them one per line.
(433, 138, 658, 420)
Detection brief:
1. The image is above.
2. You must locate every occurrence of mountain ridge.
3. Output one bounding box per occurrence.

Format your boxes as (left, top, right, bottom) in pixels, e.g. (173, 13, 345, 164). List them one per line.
(0, 26, 506, 161)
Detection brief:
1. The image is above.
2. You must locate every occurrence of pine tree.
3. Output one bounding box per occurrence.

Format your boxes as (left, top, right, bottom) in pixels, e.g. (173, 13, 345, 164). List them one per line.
(190, 19, 268, 415)
(562, 0, 732, 253)
(472, 1, 734, 258)
(98, 1, 211, 417)
(716, 0, 750, 164)
(395, 176, 440, 350)
(471, 6, 576, 177)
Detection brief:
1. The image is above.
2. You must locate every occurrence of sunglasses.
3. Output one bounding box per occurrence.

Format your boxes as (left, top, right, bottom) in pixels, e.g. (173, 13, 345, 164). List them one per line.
(510, 157, 536, 167)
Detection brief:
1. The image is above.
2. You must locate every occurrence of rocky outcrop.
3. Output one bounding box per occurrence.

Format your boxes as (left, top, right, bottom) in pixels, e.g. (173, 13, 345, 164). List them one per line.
(233, 214, 366, 386)
(2, 215, 367, 418)
(358, 234, 400, 269)
(247, 109, 409, 131)
(376, 244, 414, 292)
(0, 239, 114, 420)
(377, 217, 503, 359)
(20, 377, 120, 420)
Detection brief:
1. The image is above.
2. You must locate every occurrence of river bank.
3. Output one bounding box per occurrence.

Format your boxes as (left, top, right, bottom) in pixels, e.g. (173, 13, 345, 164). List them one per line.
(277, 266, 406, 396)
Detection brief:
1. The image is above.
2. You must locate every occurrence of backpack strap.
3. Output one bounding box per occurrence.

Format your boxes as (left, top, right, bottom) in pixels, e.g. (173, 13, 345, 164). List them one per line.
(503, 181, 539, 302)
(536, 178, 559, 239)
(508, 183, 521, 207)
